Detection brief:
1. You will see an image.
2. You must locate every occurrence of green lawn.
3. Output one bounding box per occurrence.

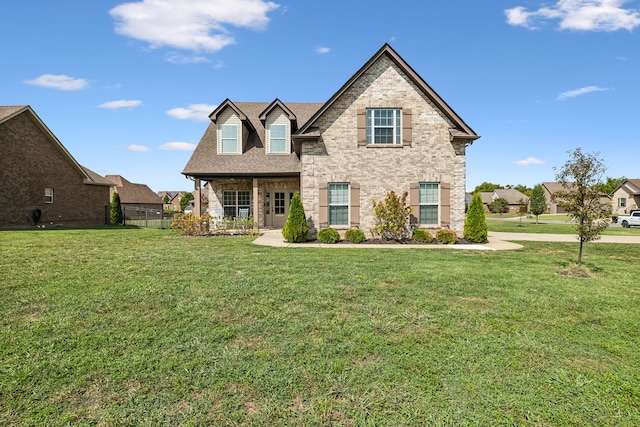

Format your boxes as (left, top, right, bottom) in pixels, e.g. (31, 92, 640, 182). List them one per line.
(1, 228, 639, 425)
(488, 219, 640, 235)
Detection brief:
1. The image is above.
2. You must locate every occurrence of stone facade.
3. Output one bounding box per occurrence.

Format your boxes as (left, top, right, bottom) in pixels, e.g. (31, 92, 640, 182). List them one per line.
(301, 56, 468, 236)
(0, 108, 111, 228)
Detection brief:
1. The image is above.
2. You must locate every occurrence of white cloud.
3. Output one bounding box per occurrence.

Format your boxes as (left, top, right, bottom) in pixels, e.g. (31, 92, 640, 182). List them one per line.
(127, 144, 151, 152)
(98, 100, 143, 109)
(315, 46, 330, 54)
(166, 104, 216, 121)
(25, 74, 88, 91)
(165, 53, 211, 64)
(557, 85, 608, 100)
(513, 157, 545, 166)
(159, 142, 197, 151)
(505, 0, 640, 31)
(110, 0, 279, 52)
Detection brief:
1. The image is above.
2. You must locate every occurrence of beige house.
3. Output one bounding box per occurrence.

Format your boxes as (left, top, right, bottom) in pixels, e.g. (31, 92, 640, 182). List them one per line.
(611, 179, 640, 215)
(183, 44, 480, 237)
(480, 189, 529, 213)
(0, 105, 112, 228)
(543, 181, 612, 215)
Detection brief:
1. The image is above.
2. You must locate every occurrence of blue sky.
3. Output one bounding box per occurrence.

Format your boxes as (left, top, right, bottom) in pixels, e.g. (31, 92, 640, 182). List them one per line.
(2, 0, 638, 193)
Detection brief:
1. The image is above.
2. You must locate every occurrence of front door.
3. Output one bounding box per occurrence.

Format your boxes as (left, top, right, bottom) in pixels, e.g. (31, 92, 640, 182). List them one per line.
(265, 191, 292, 228)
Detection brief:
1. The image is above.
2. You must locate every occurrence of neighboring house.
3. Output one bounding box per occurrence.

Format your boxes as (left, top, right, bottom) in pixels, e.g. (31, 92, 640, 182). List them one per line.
(542, 181, 612, 214)
(157, 191, 185, 212)
(480, 189, 529, 213)
(0, 105, 111, 228)
(183, 44, 480, 236)
(611, 179, 640, 215)
(106, 175, 163, 218)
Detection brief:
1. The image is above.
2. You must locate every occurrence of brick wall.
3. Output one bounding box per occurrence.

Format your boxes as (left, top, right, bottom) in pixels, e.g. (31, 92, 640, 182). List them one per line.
(301, 56, 467, 237)
(0, 111, 110, 228)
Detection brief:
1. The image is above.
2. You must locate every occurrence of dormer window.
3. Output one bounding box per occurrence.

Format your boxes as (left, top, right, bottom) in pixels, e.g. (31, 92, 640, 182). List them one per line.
(269, 124, 287, 153)
(220, 124, 239, 154)
(366, 109, 401, 145)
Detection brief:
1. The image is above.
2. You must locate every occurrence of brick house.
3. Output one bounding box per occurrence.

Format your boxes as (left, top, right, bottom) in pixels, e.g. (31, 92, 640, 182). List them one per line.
(0, 105, 111, 228)
(611, 179, 640, 215)
(480, 189, 529, 213)
(182, 44, 480, 236)
(106, 175, 164, 219)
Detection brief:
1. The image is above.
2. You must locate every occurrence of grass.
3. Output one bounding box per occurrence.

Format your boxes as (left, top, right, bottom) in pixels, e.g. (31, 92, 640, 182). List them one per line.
(488, 219, 640, 235)
(1, 228, 640, 425)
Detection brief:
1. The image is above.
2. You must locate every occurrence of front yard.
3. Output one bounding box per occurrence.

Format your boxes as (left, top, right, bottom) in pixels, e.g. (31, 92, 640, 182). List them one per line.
(1, 228, 639, 425)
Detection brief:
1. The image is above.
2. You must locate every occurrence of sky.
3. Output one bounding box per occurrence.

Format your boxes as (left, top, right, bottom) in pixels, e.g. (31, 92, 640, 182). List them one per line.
(1, 0, 638, 193)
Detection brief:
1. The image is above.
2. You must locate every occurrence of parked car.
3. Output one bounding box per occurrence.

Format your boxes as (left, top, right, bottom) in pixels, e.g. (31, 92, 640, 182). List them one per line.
(617, 210, 640, 228)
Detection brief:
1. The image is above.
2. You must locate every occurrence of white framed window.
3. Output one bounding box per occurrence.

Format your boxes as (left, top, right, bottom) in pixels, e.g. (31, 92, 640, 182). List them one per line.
(618, 198, 626, 208)
(366, 109, 401, 145)
(328, 183, 349, 226)
(269, 124, 287, 153)
(419, 183, 439, 225)
(45, 188, 54, 203)
(223, 191, 251, 218)
(220, 124, 239, 153)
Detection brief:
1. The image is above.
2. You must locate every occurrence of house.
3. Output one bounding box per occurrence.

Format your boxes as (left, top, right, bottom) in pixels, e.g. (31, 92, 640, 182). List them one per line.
(542, 181, 612, 214)
(611, 179, 640, 215)
(182, 44, 480, 236)
(0, 105, 112, 228)
(480, 189, 529, 213)
(158, 191, 185, 212)
(106, 175, 163, 219)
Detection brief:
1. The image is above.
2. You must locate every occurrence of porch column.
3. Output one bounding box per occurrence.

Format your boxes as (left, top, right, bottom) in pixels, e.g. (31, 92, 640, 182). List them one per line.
(253, 178, 259, 232)
(193, 178, 201, 217)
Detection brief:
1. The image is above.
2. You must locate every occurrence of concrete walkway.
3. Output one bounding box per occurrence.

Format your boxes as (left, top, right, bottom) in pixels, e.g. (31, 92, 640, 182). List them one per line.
(253, 230, 640, 251)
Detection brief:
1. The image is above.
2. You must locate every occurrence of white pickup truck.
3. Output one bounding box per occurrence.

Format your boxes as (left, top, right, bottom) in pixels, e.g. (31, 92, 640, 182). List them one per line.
(618, 210, 640, 228)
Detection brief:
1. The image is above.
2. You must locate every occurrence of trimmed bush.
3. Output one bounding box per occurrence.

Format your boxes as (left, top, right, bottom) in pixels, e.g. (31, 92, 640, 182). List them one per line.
(412, 228, 433, 243)
(436, 229, 457, 244)
(317, 228, 341, 244)
(282, 193, 308, 243)
(464, 192, 488, 243)
(110, 192, 123, 225)
(344, 228, 366, 243)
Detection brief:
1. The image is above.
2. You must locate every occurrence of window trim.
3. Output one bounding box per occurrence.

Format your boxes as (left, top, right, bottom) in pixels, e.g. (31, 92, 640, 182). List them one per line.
(45, 188, 54, 204)
(366, 108, 402, 145)
(268, 123, 288, 154)
(618, 197, 626, 208)
(328, 183, 350, 227)
(419, 182, 439, 226)
(223, 190, 251, 218)
(220, 124, 240, 154)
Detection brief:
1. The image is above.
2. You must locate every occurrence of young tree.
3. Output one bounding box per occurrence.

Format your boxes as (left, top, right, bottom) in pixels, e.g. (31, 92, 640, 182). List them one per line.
(163, 193, 170, 204)
(464, 192, 488, 243)
(553, 148, 613, 265)
(110, 192, 123, 225)
(489, 197, 509, 214)
(282, 192, 308, 243)
(529, 184, 546, 224)
(180, 192, 194, 212)
(371, 191, 412, 241)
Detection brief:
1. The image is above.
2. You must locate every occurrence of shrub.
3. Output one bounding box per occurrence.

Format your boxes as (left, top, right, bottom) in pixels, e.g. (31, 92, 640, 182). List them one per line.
(110, 192, 123, 225)
(464, 192, 488, 243)
(344, 228, 366, 243)
(171, 213, 211, 236)
(436, 229, 457, 244)
(317, 228, 341, 244)
(282, 193, 308, 243)
(412, 228, 433, 243)
(371, 191, 412, 241)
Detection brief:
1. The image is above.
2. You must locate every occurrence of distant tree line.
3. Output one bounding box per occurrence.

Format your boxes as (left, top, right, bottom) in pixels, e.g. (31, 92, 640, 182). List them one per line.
(472, 176, 625, 197)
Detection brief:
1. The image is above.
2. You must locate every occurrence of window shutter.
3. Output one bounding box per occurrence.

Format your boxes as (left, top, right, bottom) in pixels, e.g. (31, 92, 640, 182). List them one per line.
(319, 184, 328, 227)
(440, 182, 451, 228)
(402, 109, 412, 145)
(357, 109, 366, 146)
(350, 183, 360, 227)
(409, 182, 419, 225)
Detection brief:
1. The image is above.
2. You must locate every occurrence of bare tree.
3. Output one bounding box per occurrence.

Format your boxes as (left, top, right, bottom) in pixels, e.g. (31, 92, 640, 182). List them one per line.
(553, 148, 612, 264)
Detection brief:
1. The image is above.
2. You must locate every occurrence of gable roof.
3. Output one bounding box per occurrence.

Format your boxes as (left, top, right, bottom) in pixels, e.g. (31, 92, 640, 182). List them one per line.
(295, 44, 479, 143)
(106, 175, 163, 204)
(494, 189, 529, 204)
(612, 179, 640, 196)
(1, 105, 111, 187)
(183, 101, 323, 178)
